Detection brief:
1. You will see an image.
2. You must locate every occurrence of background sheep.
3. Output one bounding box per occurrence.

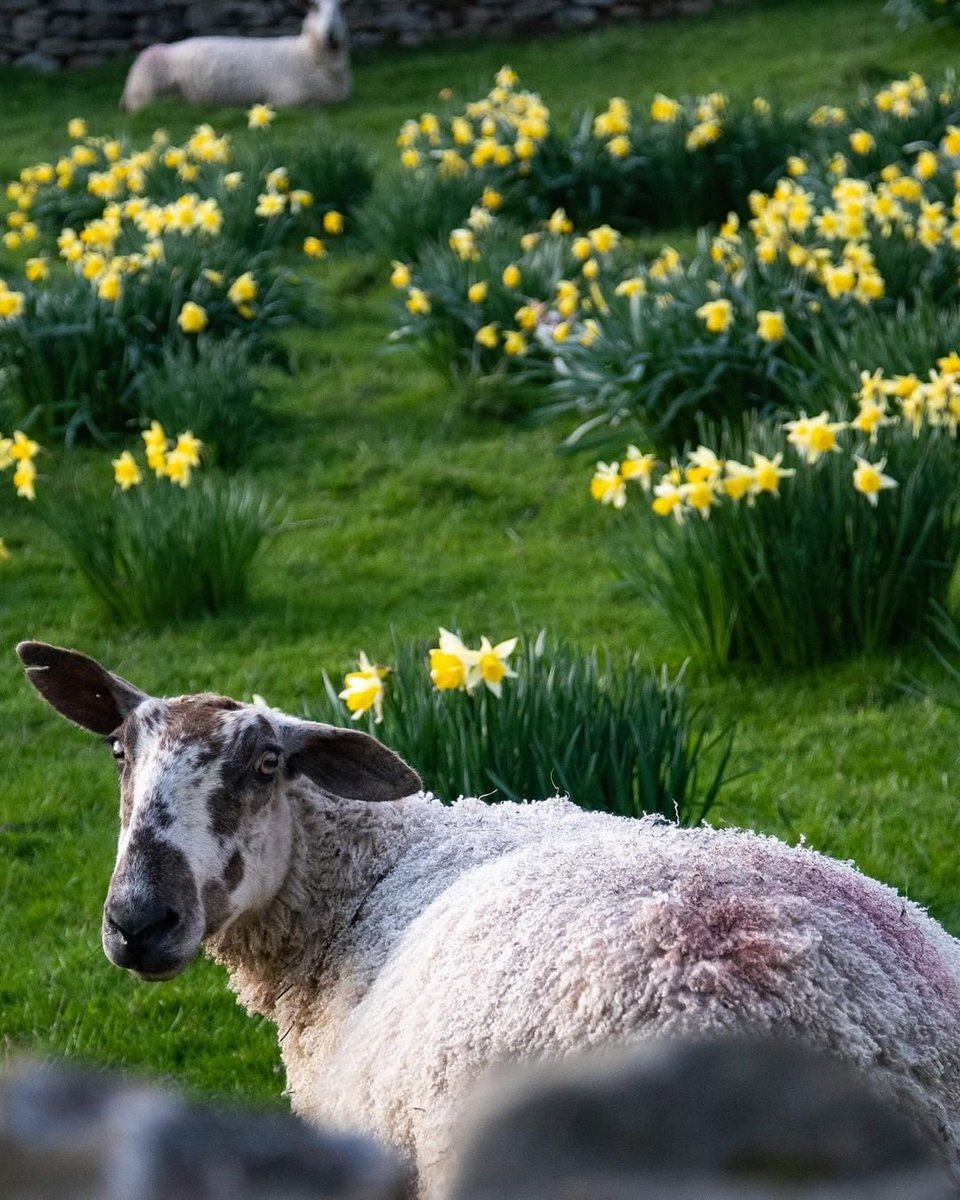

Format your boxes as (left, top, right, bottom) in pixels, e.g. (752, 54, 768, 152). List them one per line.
(18, 640, 960, 1198)
(120, 0, 351, 113)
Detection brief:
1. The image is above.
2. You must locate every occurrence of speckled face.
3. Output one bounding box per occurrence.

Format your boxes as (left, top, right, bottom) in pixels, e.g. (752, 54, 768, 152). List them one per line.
(102, 696, 294, 981)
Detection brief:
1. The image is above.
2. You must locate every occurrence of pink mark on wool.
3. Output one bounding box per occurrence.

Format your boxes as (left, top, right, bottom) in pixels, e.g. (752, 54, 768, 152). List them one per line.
(640, 879, 818, 1009)
(749, 843, 960, 1017)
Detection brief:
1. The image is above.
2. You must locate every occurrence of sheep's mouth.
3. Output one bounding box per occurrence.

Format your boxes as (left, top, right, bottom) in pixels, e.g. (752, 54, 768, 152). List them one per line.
(129, 964, 187, 982)
(102, 930, 199, 981)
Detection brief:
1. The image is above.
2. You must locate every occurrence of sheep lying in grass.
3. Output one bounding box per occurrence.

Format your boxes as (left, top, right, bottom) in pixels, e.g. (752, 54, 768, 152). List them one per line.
(121, 0, 351, 113)
(18, 640, 960, 1197)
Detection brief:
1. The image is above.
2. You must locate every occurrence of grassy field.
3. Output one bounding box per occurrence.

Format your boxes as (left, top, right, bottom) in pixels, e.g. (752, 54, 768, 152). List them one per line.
(3, 0, 960, 1107)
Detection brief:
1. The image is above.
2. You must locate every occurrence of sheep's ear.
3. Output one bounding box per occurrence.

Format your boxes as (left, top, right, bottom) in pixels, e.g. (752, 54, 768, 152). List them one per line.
(17, 641, 149, 736)
(281, 719, 421, 802)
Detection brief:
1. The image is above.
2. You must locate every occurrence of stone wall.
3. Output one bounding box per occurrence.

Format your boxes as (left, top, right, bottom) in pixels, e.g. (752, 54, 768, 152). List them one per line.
(0, 0, 730, 72)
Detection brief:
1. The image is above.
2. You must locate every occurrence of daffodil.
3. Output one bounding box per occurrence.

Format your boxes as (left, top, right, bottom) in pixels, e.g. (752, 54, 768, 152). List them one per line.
(784, 411, 847, 464)
(750, 451, 794, 495)
(323, 210, 344, 235)
(67, 117, 87, 139)
(248, 104, 275, 129)
(0, 289, 25, 322)
(9, 431, 39, 461)
(174, 431, 203, 467)
(468, 281, 488, 304)
(503, 329, 527, 356)
(255, 191, 286, 217)
(177, 301, 208, 334)
(303, 236, 326, 258)
(97, 272, 122, 302)
(849, 129, 875, 155)
(756, 310, 785, 342)
(390, 261, 411, 288)
(502, 263, 522, 289)
(696, 298, 734, 334)
(112, 450, 142, 491)
(474, 635, 518, 697)
(24, 257, 48, 283)
(650, 93, 681, 122)
(406, 287, 431, 315)
(228, 271, 258, 307)
(13, 459, 36, 500)
(164, 452, 193, 488)
(429, 628, 477, 691)
(339, 652, 388, 723)
(852, 456, 898, 506)
(621, 446, 656, 492)
(590, 462, 626, 509)
(651, 479, 685, 523)
(475, 323, 499, 349)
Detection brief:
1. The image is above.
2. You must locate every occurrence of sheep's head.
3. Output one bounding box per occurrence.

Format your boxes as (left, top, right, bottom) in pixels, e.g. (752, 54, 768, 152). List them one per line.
(18, 641, 420, 982)
(302, 0, 349, 59)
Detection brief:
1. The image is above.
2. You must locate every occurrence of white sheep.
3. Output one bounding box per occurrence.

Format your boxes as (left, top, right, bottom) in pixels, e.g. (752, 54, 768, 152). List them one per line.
(17, 640, 960, 1198)
(120, 0, 351, 113)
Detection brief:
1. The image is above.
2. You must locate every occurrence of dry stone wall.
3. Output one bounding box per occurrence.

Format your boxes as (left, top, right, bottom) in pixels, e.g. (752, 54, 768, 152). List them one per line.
(1, 0, 731, 71)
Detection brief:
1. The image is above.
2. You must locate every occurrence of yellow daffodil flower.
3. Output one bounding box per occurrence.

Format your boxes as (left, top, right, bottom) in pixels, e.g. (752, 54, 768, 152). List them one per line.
(247, 104, 275, 129)
(503, 329, 527, 356)
(228, 272, 257, 307)
(429, 628, 478, 691)
(339, 652, 388, 723)
(323, 210, 345, 235)
(756, 310, 785, 342)
(390, 261, 411, 288)
(303, 236, 326, 259)
(849, 130, 875, 155)
(9, 431, 39, 461)
(13, 458, 36, 500)
(112, 450, 142, 491)
(475, 323, 499, 349)
(177, 301, 208, 334)
(591, 462, 627, 509)
(174, 431, 203, 467)
(852, 456, 898, 506)
(474, 635, 518, 697)
(405, 287, 431, 315)
(650, 93, 681, 123)
(621, 446, 656, 492)
(696, 298, 734, 334)
(750, 451, 795, 494)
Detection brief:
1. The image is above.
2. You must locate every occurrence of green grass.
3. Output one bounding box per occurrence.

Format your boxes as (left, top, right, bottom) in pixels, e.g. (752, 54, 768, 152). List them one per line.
(3, 0, 960, 1108)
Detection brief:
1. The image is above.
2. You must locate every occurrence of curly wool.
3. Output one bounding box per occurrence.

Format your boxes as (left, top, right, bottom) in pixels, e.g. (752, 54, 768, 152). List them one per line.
(209, 791, 960, 1198)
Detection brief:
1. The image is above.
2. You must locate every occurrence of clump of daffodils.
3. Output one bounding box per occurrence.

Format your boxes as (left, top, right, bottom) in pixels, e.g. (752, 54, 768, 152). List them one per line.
(396, 66, 551, 176)
(110, 421, 203, 491)
(0, 428, 42, 560)
(0, 429, 41, 502)
(1, 115, 338, 330)
(338, 629, 520, 723)
(429, 628, 519, 696)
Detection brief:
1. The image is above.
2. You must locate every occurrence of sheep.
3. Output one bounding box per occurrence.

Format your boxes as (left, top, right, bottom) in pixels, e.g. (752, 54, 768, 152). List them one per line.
(120, 0, 351, 113)
(17, 639, 960, 1198)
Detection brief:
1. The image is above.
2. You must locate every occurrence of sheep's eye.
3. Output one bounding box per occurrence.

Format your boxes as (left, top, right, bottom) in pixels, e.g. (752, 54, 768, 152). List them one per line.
(111, 739, 125, 761)
(255, 749, 280, 779)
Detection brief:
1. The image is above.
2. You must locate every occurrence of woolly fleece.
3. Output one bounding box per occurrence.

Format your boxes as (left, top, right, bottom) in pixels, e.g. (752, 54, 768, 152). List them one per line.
(208, 791, 960, 1198)
(121, 33, 351, 112)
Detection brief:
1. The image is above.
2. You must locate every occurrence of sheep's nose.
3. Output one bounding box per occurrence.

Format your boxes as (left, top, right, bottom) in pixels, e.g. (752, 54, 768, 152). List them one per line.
(105, 900, 180, 945)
